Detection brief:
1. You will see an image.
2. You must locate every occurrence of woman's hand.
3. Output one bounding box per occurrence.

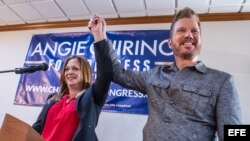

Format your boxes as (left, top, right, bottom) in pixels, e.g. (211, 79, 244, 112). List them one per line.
(88, 14, 107, 42)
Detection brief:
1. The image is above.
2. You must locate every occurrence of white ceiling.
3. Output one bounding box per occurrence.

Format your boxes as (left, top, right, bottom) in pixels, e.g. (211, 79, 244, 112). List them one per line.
(0, 0, 249, 26)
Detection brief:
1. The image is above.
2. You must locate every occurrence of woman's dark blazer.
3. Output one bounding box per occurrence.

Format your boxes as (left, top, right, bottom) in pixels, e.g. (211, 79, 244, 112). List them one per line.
(32, 39, 113, 141)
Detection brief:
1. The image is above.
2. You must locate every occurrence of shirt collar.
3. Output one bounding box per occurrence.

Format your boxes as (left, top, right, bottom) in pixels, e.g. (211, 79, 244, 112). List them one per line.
(194, 61, 207, 73)
(163, 61, 207, 74)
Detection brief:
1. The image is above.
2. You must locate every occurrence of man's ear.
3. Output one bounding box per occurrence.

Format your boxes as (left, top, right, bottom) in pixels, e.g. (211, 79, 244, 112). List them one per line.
(168, 38, 172, 49)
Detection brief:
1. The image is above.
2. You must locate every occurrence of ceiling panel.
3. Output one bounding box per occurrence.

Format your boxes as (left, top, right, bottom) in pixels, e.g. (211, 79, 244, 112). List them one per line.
(31, 0, 66, 20)
(114, 0, 145, 17)
(30, 0, 48, 1)
(241, 0, 250, 12)
(0, 6, 24, 24)
(0, 1, 4, 5)
(0, 0, 250, 29)
(8, 3, 44, 23)
(0, 18, 5, 25)
(2, 0, 28, 4)
(145, 0, 175, 16)
(84, 0, 117, 18)
(55, 0, 89, 20)
(209, 0, 244, 13)
(178, 0, 210, 13)
(244, 0, 250, 4)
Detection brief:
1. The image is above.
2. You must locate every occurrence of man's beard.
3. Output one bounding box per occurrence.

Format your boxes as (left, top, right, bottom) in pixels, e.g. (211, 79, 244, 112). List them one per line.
(171, 43, 201, 59)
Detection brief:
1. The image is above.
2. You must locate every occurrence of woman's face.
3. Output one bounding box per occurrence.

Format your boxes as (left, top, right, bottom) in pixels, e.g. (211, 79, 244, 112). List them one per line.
(64, 58, 83, 89)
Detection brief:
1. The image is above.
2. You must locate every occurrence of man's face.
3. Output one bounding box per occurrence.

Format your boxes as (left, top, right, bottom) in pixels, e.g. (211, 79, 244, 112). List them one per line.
(168, 17, 201, 60)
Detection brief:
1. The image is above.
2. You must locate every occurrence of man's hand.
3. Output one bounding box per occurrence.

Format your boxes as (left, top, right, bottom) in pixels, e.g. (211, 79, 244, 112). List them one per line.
(88, 14, 107, 42)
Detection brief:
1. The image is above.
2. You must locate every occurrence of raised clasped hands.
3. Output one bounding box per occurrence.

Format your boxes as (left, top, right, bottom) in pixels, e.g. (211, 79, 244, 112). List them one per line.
(88, 14, 107, 42)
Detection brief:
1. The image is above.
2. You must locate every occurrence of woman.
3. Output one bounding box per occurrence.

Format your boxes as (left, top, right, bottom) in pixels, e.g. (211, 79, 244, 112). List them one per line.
(32, 31, 112, 140)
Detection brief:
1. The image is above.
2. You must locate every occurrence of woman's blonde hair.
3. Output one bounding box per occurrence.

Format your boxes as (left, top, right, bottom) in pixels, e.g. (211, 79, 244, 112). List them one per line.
(49, 55, 92, 102)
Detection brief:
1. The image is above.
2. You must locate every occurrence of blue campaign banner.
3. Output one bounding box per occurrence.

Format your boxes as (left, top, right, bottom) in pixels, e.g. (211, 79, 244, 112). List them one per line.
(14, 30, 174, 115)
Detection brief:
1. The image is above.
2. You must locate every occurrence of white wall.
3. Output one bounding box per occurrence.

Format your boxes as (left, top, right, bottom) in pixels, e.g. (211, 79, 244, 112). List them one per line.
(0, 21, 249, 141)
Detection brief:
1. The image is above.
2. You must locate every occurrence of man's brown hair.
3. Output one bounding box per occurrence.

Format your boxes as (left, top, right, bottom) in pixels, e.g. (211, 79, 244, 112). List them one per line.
(169, 7, 200, 38)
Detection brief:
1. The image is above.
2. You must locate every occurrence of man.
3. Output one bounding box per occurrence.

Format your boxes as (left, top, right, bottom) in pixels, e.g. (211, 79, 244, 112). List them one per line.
(88, 7, 242, 141)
